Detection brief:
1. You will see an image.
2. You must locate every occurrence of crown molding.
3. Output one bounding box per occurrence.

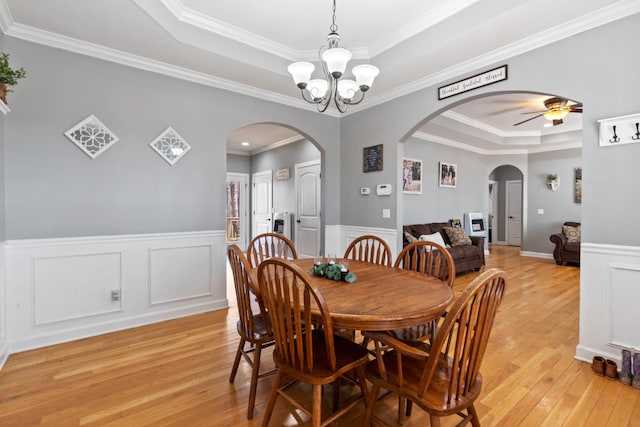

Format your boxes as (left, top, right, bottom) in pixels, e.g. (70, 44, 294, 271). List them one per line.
(413, 131, 581, 155)
(1, 0, 637, 121)
(358, 0, 640, 114)
(250, 134, 306, 156)
(4, 22, 340, 118)
(0, 0, 12, 34)
(441, 110, 541, 138)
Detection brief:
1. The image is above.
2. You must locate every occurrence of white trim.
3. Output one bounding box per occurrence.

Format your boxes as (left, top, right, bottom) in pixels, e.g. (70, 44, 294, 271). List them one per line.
(577, 241, 640, 366)
(1, 2, 636, 117)
(325, 225, 399, 261)
(5, 230, 227, 354)
(519, 251, 553, 259)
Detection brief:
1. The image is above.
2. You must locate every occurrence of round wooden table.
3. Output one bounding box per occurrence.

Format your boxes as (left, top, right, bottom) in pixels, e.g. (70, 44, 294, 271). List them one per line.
(290, 259, 454, 331)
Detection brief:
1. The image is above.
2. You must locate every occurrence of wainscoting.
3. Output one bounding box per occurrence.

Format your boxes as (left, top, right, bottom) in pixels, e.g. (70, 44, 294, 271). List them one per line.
(577, 243, 640, 364)
(325, 225, 398, 260)
(5, 231, 227, 354)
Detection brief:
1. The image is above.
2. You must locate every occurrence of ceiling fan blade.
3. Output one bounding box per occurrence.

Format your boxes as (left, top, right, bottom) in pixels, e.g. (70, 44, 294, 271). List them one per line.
(520, 110, 548, 115)
(513, 114, 544, 126)
(570, 107, 583, 113)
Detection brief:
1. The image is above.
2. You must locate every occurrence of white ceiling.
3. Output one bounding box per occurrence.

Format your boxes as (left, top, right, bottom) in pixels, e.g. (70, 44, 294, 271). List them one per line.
(3, 0, 638, 154)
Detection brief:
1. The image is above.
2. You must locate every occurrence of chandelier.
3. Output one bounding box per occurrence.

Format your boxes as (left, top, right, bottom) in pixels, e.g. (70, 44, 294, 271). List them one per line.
(287, 0, 379, 113)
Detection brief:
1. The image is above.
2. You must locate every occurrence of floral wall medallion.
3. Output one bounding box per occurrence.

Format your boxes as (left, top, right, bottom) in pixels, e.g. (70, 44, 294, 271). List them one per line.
(64, 115, 119, 158)
(149, 127, 191, 165)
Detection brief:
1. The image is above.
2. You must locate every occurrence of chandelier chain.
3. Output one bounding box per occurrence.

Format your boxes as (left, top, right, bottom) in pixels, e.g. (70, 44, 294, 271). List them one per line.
(330, 0, 338, 34)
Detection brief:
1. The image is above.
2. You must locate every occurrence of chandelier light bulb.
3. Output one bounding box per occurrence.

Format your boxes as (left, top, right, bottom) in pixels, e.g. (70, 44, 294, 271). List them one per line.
(352, 64, 380, 91)
(287, 62, 315, 88)
(337, 79, 358, 100)
(321, 48, 352, 78)
(307, 79, 329, 100)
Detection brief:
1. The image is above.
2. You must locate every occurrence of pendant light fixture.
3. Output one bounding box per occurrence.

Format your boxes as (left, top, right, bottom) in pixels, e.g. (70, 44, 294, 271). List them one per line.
(287, 0, 379, 113)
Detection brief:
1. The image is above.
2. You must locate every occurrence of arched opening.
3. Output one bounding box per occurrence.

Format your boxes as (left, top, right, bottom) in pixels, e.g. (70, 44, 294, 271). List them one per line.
(225, 122, 324, 254)
(399, 91, 582, 255)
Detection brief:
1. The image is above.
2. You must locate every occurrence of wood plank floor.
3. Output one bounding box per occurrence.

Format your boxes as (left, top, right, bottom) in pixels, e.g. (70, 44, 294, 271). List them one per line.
(1, 245, 639, 426)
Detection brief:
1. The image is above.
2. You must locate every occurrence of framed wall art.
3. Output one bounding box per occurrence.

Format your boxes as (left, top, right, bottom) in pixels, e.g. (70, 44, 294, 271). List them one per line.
(402, 157, 422, 194)
(439, 162, 457, 188)
(363, 144, 383, 172)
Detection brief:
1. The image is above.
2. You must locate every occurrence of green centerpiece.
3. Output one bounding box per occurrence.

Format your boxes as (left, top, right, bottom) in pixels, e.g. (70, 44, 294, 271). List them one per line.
(310, 262, 356, 283)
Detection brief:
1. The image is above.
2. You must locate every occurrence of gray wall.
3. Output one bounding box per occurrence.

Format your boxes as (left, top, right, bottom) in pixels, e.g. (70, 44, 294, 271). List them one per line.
(526, 149, 581, 253)
(251, 139, 320, 218)
(402, 137, 486, 225)
(226, 153, 250, 174)
(3, 37, 340, 239)
(341, 14, 640, 249)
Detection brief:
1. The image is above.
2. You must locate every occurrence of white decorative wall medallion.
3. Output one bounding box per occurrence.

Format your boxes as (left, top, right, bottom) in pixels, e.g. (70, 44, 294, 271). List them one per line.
(149, 127, 191, 165)
(64, 115, 120, 159)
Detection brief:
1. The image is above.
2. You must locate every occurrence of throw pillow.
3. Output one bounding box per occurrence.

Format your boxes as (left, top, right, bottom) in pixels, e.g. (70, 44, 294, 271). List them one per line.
(404, 231, 418, 244)
(562, 225, 581, 243)
(418, 232, 446, 248)
(444, 226, 472, 247)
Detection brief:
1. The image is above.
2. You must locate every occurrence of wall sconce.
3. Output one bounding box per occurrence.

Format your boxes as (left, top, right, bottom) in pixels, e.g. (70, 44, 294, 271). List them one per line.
(547, 174, 560, 191)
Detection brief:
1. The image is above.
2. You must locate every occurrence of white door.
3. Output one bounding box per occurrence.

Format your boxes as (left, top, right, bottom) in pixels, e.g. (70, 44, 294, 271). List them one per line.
(226, 173, 249, 249)
(252, 170, 272, 238)
(506, 180, 522, 246)
(295, 160, 321, 258)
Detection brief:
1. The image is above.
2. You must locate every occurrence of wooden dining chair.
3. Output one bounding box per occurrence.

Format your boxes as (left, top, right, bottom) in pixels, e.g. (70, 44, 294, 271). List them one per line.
(343, 235, 392, 266)
(227, 244, 276, 420)
(247, 232, 298, 268)
(257, 258, 370, 427)
(363, 268, 507, 427)
(394, 240, 455, 287)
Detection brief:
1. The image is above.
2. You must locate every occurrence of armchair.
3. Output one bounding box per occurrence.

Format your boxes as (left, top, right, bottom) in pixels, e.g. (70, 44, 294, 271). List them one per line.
(549, 221, 581, 265)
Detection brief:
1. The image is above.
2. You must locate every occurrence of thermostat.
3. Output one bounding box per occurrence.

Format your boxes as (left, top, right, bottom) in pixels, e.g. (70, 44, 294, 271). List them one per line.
(360, 187, 370, 195)
(376, 184, 392, 196)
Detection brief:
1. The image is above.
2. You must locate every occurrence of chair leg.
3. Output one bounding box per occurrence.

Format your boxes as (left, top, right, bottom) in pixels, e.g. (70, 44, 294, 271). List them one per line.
(247, 342, 263, 420)
(229, 338, 245, 383)
(468, 404, 481, 427)
(261, 370, 281, 427)
(429, 414, 441, 427)
(362, 383, 381, 427)
(312, 384, 323, 427)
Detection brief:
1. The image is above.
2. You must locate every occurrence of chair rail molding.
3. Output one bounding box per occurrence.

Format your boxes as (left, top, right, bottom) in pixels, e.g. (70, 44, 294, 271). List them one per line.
(4, 230, 227, 354)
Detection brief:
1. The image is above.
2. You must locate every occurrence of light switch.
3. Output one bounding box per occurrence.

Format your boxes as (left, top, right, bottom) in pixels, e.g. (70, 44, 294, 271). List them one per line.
(382, 209, 391, 218)
(537, 208, 544, 214)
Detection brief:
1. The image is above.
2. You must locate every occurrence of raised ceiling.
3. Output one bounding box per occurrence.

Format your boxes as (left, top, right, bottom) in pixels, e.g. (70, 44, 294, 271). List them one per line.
(3, 0, 637, 153)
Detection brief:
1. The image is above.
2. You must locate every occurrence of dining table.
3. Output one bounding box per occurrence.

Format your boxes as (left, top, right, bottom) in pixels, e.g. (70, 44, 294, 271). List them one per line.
(288, 258, 454, 332)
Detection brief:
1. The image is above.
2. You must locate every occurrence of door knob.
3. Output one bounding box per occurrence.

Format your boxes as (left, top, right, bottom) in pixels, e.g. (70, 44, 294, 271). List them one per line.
(296, 219, 301, 223)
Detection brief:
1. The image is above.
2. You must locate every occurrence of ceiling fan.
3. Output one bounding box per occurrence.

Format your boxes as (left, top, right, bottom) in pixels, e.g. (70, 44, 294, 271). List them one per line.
(513, 97, 582, 126)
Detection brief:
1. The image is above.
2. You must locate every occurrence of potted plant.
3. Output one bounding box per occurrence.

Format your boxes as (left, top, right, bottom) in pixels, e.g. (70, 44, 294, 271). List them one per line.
(547, 174, 560, 191)
(0, 53, 26, 105)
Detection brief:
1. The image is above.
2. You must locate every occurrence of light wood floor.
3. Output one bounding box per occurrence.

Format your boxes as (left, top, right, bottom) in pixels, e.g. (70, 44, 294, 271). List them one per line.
(1, 245, 639, 426)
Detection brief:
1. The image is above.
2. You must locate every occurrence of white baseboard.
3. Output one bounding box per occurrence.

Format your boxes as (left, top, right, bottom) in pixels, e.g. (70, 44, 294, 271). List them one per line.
(0, 338, 8, 370)
(5, 230, 227, 354)
(520, 251, 554, 259)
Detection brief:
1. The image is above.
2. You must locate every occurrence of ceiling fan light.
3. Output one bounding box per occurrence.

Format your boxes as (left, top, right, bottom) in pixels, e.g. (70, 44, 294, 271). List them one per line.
(321, 48, 352, 78)
(352, 64, 379, 91)
(307, 79, 328, 100)
(287, 62, 315, 88)
(543, 107, 570, 121)
(337, 79, 358, 100)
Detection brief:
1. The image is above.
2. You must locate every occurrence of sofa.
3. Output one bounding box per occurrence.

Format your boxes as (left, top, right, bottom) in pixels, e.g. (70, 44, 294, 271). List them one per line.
(549, 221, 581, 265)
(403, 222, 485, 274)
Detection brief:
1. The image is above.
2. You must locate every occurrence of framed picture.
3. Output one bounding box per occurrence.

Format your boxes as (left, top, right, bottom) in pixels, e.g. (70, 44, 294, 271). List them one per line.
(402, 157, 422, 194)
(363, 144, 383, 172)
(575, 167, 582, 204)
(439, 162, 457, 188)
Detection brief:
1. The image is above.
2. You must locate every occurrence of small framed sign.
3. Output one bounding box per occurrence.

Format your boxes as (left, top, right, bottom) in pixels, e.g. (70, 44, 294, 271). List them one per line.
(438, 65, 508, 100)
(363, 144, 383, 172)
